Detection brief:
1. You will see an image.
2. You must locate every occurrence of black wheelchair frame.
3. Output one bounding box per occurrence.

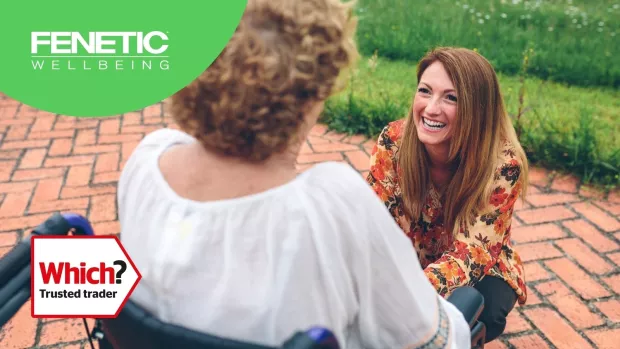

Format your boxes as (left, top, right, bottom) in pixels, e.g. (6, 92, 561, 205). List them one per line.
(0, 213, 486, 349)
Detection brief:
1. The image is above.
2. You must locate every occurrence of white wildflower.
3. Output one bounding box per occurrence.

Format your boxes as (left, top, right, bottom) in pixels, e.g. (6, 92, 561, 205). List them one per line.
(501, 13, 507, 18)
(478, 19, 484, 24)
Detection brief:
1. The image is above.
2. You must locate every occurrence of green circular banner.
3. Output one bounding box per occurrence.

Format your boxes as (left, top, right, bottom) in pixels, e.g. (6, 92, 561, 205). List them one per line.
(0, 0, 248, 117)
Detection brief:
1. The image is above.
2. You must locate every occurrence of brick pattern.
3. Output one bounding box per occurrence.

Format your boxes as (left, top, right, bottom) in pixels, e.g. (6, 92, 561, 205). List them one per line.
(0, 95, 619, 348)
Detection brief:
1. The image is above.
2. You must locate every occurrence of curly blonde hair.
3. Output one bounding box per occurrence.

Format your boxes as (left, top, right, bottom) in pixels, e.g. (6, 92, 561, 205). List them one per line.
(169, 0, 359, 161)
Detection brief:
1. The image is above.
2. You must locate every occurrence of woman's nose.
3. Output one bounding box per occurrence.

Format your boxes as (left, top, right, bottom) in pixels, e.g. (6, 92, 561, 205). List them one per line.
(424, 97, 441, 115)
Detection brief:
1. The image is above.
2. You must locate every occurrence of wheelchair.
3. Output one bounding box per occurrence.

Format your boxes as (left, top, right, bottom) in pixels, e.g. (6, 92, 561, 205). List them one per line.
(0, 213, 487, 349)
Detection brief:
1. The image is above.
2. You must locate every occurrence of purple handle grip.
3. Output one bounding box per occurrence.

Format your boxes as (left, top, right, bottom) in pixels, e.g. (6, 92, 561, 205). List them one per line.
(61, 213, 95, 236)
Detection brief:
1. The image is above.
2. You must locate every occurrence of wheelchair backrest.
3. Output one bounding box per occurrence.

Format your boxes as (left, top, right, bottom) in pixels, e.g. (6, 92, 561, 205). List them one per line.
(98, 299, 340, 349)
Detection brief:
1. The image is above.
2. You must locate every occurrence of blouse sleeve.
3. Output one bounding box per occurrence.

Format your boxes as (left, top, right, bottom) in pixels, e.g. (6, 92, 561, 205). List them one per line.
(366, 125, 400, 217)
(424, 156, 524, 297)
(347, 170, 471, 349)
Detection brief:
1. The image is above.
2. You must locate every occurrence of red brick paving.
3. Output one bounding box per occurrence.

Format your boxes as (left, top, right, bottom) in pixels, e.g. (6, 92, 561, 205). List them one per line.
(0, 95, 619, 348)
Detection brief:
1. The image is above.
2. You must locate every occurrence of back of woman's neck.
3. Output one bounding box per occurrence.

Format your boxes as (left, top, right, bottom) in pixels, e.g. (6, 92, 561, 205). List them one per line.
(158, 142, 300, 203)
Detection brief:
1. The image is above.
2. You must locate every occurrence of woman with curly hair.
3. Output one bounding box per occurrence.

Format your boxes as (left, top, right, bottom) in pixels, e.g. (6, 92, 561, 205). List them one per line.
(367, 47, 530, 343)
(117, 1, 470, 348)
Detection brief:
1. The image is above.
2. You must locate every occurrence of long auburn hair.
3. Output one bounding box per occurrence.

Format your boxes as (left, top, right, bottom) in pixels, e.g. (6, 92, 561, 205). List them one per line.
(398, 47, 529, 238)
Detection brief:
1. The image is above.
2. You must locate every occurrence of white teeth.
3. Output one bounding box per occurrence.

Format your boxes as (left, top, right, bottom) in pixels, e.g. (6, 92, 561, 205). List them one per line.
(423, 117, 446, 129)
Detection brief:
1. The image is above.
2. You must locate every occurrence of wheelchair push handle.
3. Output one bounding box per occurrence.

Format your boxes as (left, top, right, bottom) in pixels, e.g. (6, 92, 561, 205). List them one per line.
(34, 212, 95, 237)
(0, 212, 94, 282)
(0, 212, 95, 329)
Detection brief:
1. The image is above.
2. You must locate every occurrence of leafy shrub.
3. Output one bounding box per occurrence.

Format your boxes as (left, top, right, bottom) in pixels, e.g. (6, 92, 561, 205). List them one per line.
(353, 0, 620, 88)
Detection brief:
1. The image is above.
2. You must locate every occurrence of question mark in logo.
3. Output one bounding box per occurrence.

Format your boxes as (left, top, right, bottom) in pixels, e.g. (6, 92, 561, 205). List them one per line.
(113, 260, 127, 284)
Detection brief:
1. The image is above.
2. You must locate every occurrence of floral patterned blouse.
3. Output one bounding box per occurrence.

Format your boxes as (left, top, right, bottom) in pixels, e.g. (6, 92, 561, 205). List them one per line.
(366, 119, 528, 305)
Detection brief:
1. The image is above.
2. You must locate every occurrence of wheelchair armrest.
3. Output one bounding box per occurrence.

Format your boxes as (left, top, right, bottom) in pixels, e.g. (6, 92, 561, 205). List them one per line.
(446, 286, 485, 329)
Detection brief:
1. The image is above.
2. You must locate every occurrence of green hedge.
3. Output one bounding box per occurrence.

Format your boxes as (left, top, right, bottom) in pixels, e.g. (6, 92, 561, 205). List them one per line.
(353, 0, 620, 88)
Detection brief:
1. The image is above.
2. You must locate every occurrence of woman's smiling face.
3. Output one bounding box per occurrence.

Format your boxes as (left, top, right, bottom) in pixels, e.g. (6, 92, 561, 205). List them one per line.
(412, 61, 458, 148)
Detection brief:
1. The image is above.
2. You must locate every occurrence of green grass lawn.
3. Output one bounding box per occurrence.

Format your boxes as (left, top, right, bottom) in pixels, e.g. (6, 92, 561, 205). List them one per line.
(353, 0, 620, 88)
(321, 55, 620, 188)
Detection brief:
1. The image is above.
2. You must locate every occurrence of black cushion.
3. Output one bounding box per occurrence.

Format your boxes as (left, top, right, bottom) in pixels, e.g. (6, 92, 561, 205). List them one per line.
(100, 299, 275, 349)
(99, 299, 341, 349)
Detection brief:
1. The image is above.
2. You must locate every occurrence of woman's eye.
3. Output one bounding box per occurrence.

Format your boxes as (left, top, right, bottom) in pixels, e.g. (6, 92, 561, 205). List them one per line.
(418, 87, 430, 94)
(447, 95, 458, 102)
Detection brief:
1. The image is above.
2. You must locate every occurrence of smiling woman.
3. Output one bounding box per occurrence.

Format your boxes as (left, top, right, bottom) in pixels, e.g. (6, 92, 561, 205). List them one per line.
(367, 46, 530, 343)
